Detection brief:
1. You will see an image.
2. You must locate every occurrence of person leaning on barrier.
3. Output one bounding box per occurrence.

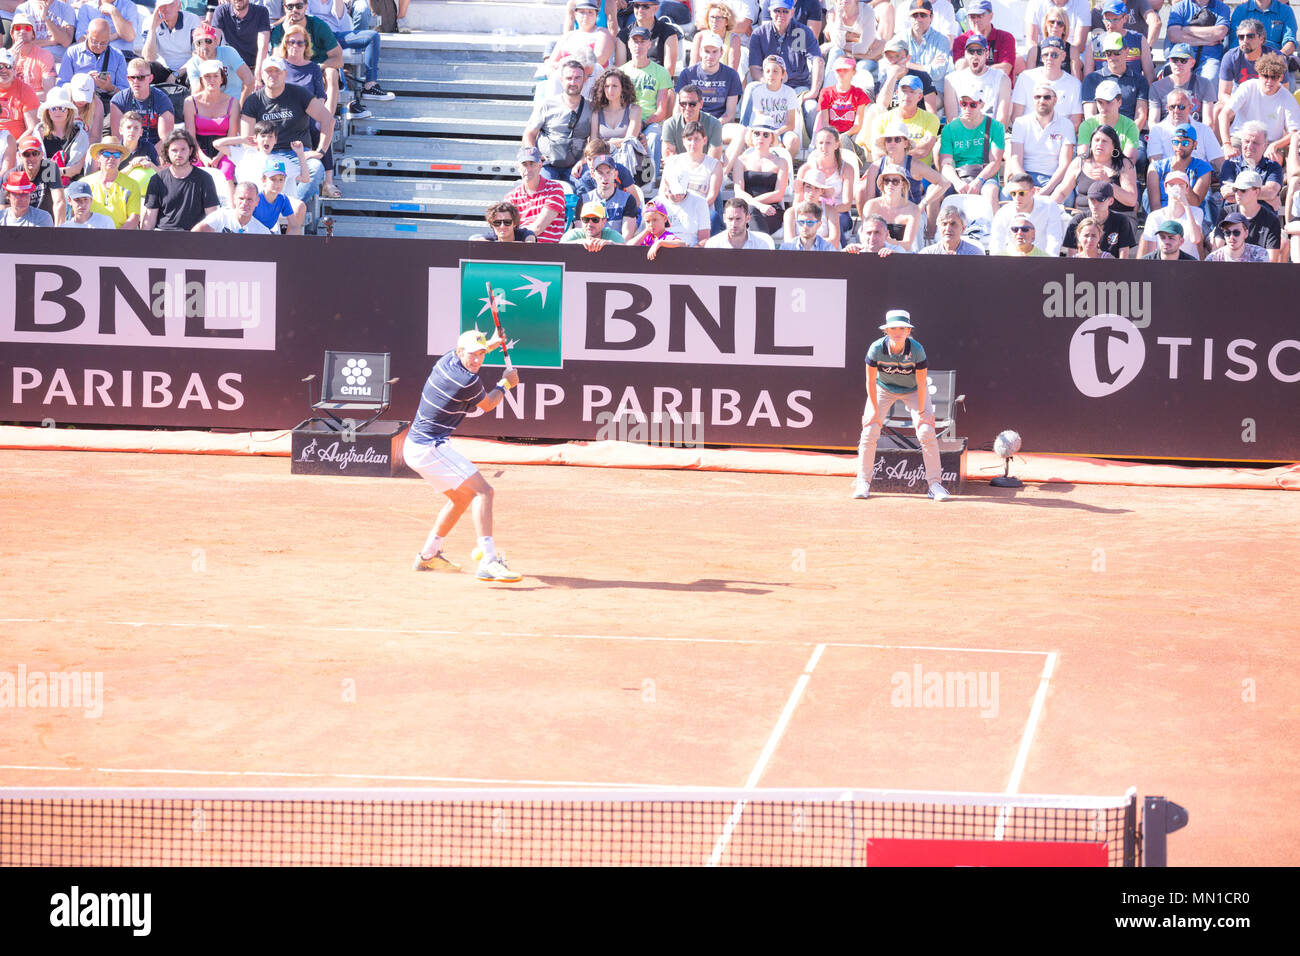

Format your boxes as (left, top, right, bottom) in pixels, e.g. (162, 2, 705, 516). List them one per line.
(844, 212, 909, 255)
(778, 201, 839, 251)
(192, 179, 274, 233)
(559, 199, 626, 249)
(704, 196, 775, 249)
(918, 204, 984, 254)
(1142, 218, 1200, 260)
(503, 145, 568, 243)
(60, 178, 116, 228)
(0, 169, 55, 226)
(471, 201, 536, 243)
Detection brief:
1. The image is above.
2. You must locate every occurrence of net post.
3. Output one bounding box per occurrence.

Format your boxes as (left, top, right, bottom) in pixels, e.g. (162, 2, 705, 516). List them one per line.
(1140, 795, 1189, 867)
(1123, 787, 1138, 867)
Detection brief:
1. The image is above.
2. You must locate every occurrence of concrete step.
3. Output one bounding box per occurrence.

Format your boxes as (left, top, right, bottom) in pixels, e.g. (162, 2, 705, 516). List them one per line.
(348, 97, 532, 136)
(322, 176, 508, 215)
(325, 214, 485, 240)
(410, 0, 568, 36)
(340, 136, 524, 175)
(379, 31, 552, 57)
(379, 56, 540, 80)
(382, 77, 535, 99)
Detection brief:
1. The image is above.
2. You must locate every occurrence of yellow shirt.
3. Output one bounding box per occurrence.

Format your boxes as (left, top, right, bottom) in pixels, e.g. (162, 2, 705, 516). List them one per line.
(860, 107, 940, 165)
(83, 171, 141, 228)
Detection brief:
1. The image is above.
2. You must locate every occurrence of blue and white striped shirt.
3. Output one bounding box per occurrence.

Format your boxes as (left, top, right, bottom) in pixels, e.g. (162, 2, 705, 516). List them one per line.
(409, 350, 487, 445)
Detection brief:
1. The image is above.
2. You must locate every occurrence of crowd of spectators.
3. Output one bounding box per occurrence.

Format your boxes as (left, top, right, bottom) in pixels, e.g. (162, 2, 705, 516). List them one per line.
(0, 0, 398, 231)
(480, 0, 1300, 262)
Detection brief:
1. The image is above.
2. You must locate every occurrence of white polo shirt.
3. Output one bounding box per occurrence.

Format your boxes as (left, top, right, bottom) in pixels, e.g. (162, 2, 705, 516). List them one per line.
(141, 10, 205, 71)
(1010, 112, 1076, 176)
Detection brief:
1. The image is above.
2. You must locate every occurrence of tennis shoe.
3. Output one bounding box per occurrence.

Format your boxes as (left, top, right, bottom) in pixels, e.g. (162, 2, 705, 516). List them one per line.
(413, 552, 461, 572)
(477, 555, 522, 583)
(851, 478, 870, 499)
(927, 482, 950, 502)
(363, 83, 395, 101)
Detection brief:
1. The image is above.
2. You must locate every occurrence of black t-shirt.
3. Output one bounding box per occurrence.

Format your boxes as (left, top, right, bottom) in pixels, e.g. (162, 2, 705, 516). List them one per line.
(1238, 204, 1282, 251)
(618, 19, 678, 67)
(1063, 210, 1138, 256)
(145, 166, 220, 231)
(1141, 250, 1198, 260)
(127, 138, 160, 167)
(212, 4, 272, 69)
(241, 84, 315, 152)
(479, 227, 537, 241)
(1, 159, 62, 215)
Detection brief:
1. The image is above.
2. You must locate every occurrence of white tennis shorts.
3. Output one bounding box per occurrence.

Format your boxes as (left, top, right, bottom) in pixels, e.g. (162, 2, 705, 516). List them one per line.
(404, 435, 480, 493)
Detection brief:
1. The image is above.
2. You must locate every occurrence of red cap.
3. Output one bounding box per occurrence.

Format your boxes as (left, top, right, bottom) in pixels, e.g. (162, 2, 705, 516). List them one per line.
(17, 136, 42, 154)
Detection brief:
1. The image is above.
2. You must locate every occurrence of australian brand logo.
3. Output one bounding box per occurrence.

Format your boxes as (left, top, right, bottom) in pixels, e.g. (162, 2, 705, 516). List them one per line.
(298, 440, 389, 470)
(871, 458, 959, 487)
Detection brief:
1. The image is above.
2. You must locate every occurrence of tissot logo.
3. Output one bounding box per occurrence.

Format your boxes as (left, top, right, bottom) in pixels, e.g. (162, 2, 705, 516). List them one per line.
(0, 254, 277, 350)
(1069, 314, 1146, 398)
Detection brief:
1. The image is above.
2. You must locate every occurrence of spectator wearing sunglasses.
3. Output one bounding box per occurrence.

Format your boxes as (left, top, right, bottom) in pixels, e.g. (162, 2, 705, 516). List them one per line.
(989, 171, 1064, 254)
(1205, 209, 1271, 260)
(2, 135, 60, 220)
(11, 1, 76, 58)
(1011, 37, 1083, 129)
(73, 0, 141, 57)
(1217, 52, 1299, 162)
(57, 18, 129, 101)
(1007, 83, 1076, 195)
(1084, 0, 1154, 81)
(1228, 0, 1296, 59)
(1146, 122, 1213, 213)
(212, 0, 273, 75)
(779, 201, 838, 251)
(559, 199, 625, 249)
(1218, 18, 1280, 104)
(1081, 32, 1148, 129)
(140, 1, 205, 84)
(110, 58, 176, 146)
(1, 169, 55, 226)
(183, 23, 255, 101)
(6, 15, 58, 96)
(1209, 168, 1282, 260)
(999, 213, 1050, 255)
(1147, 45, 1218, 127)
(80, 135, 141, 228)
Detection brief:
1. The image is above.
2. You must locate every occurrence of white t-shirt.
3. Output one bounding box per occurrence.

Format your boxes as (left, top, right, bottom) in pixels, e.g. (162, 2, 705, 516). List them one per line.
(704, 229, 775, 249)
(60, 211, 118, 229)
(660, 191, 711, 245)
(1147, 119, 1224, 164)
(198, 207, 274, 234)
(825, 2, 876, 57)
(988, 196, 1066, 256)
(1011, 68, 1083, 123)
(663, 153, 721, 201)
(142, 10, 205, 71)
(1227, 81, 1300, 140)
(950, 67, 1007, 121)
(739, 82, 799, 129)
(1010, 113, 1076, 176)
(1142, 205, 1204, 259)
(726, 0, 761, 26)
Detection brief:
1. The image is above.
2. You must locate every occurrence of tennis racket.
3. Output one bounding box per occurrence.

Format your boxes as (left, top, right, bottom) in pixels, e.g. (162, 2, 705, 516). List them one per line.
(485, 282, 513, 368)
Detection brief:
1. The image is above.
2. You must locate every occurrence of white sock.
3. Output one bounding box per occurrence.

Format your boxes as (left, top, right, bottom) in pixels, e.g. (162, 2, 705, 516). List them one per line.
(477, 536, 497, 562)
(420, 532, 443, 560)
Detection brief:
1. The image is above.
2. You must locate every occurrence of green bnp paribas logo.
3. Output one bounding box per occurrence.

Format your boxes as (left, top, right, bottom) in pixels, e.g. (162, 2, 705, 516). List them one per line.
(459, 260, 564, 369)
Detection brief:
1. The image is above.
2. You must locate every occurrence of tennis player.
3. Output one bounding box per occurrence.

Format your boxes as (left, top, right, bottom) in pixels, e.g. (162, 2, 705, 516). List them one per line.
(406, 329, 523, 582)
(852, 310, 950, 502)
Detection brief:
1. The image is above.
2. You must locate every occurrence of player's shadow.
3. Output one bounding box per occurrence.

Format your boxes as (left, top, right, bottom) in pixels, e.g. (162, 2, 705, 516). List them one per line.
(524, 576, 824, 594)
(961, 482, 1133, 515)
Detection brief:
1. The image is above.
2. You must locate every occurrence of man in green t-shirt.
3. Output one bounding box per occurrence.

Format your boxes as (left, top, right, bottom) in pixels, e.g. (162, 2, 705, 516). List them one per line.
(938, 79, 1004, 209)
(1077, 80, 1142, 162)
(559, 201, 626, 250)
(620, 26, 675, 179)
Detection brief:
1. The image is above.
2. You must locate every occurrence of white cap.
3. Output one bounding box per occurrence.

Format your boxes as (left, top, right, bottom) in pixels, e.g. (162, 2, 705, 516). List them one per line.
(457, 329, 490, 353)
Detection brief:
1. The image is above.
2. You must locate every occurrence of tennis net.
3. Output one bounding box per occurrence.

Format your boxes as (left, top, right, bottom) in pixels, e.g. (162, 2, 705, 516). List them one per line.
(0, 787, 1140, 867)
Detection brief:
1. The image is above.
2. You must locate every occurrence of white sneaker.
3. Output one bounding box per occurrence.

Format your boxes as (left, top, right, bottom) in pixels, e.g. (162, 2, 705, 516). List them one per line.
(927, 482, 950, 502)
(851, 478, 870, 499)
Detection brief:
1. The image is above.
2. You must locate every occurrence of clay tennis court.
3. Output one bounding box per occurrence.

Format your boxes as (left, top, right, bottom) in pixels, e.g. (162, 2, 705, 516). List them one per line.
(1, 447, 1296, 865)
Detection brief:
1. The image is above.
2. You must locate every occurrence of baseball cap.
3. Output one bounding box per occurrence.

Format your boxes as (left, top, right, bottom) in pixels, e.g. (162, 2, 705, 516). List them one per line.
(590, 153, 616, 169)
(67, 73, 96, 103)
(17, 135, 42, 154)
(1087, 181, 1115, 201)
(66, 180, 93, 200)
(884, 35, 909, 54)
(963, 34, 988, 51)
(1162, 168, 1190, 185)
(909, 0, 933, 12)
(198, 59, 224, 77)
(1154, 219, 1185, 236)
(879, 310, 914, 330)
(263, 159, 288, 177)
(1172, 122, 1198, 141)
(1168, 43, 1195, 59)
(1094, 79, 1122, 101)
(457, 329, 489, 353)
(579, 200, 607, 219)
(3, 170, 35, 194)
(751, 115, 780, 131)
(769, 0, 794, 9)
(898, 74, 924, 93)
(1222, 211, 1250, 228)
(643, 199, 670, 218)
(662, 171, 689, 195)
(952, 76, 982, 100)
(1102, 0, 1128, 16)
(628, 25, 652, 40)
(574, 0, 598, 9)
(516, 145, 543, 164)
(966, 0, 992, 13)
(1041, 37, 1066, 52)
(262, 56, 288, 73)
(1010, 212, 1035, 226)
(1101, 32, 1125, 52)
(1233, 169, 1264, 190)
(698, 31, 724, 51)
(834, 56, 857, 72)
(10, 12, 33, 27)
(0, 50, 14, 68)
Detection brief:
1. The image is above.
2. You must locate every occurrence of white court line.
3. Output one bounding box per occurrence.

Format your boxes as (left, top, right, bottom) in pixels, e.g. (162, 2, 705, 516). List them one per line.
(0, 618, 1051, 656)
(994, 651, 1059, 839)
(0, 764, 712, 790)
(708, 643, 826, 867)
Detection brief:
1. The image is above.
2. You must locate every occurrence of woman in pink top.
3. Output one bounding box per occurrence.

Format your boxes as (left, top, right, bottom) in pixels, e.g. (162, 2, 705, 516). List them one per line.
(184, 60, 238, 205)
